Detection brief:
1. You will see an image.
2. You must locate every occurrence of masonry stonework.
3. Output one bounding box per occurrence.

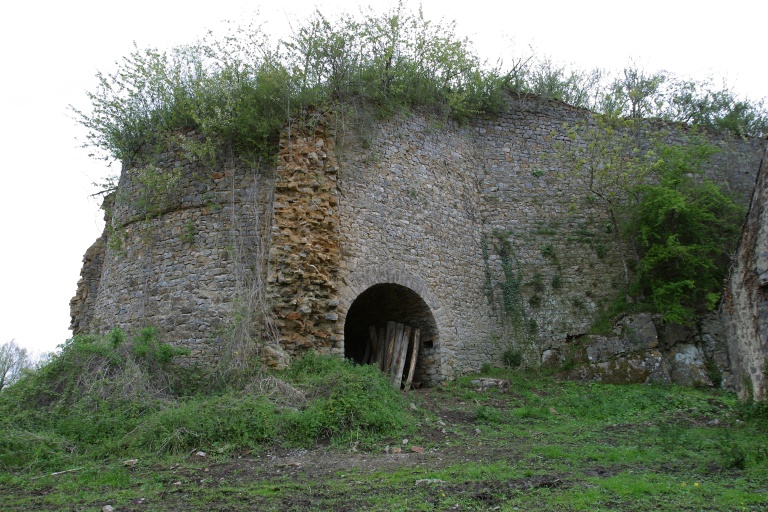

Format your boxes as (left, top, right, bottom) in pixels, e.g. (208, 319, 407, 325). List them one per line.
(70, 132, 275, 364)
(722, 143, 768, 400)
(70, 97, 766, 388)
(267, 115, 343, 364)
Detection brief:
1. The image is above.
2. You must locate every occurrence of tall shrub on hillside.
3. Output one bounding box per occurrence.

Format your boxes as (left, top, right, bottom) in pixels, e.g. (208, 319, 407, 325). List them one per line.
(627, 142, 745, 323)
(0, 340, 31, 392)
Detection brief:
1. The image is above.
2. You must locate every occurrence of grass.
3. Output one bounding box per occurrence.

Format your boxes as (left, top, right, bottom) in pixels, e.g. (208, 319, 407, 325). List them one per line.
(1, 349, 767, 510)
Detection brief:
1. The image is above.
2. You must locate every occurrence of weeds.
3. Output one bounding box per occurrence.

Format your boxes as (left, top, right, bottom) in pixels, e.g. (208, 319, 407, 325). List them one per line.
(475, 405, 504, 423)
(281, 352, 411, 447)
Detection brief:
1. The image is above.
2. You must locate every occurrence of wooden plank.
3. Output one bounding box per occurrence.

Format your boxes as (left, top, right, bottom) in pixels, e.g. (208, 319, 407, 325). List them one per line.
(389, 323, 404, 378)
(389, 324, 405, 385)
(379, 321, 396, 372)
(376, 327, 387, 361)
(363, 326, 376, 365)
(387, 322, 405, 374)
(392, 325, 411, 389)
(405, 329, 421, 390)
(384, 322, 403, 374)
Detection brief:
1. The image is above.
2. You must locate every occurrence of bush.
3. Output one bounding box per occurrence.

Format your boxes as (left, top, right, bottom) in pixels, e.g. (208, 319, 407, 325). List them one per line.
(74, 6, 507, 170)
(503, 349, 523, 369)
(281, 352, 411, 446)
(0, 346, 413, 469)
(627, 141, 745, 323)
(124, 393, 276, 454)
(0, 327, 195, 468)
(6, 327, 188, 409)
(0, 428, 73, 471)
(475, 405, 504, 424)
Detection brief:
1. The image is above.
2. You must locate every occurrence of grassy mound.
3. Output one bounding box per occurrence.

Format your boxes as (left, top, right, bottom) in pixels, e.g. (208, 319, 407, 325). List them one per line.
(0, 332, 413, 472)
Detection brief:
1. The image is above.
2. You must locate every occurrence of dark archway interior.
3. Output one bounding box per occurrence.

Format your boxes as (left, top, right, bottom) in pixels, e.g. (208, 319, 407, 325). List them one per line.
(344, 283, 438, 364)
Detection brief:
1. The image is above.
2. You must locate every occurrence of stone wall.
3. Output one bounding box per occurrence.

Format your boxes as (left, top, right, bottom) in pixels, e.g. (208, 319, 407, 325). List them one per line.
(70, 98, 765, 386)
(266, 114, 343, 365)
(475, 99, 627, 360)
(70, 132, 275, 364)
(335, 113, 489, 384)
(329, 97, 763, 383)
(722, 143, 768, 400)
(69, 204, 109, 336)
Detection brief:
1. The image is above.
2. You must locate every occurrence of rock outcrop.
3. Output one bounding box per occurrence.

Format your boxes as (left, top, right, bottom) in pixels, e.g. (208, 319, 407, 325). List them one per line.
(722, 142, 768, 400)
(549, 313, 720, 387)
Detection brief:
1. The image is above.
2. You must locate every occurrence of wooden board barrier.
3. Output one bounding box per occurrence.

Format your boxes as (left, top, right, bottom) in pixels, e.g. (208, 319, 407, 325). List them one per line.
(392, 326, 411, 389)
(366, 321, 420, 390)
(405, 329, 421, 390)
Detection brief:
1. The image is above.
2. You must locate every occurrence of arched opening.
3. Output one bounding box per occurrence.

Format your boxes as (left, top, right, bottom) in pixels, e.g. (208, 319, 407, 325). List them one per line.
(344, 283, 439, 385)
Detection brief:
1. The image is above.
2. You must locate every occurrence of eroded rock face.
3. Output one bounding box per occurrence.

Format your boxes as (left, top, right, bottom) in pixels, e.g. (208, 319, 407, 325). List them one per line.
(557, 313, 721, 387)
(586, 314, 659, 364)
(572, 350, 669, 385)
(722, 143, 768, 400)
(668, 344, 712, 387)
(69, 230, 107, 336)
(561, 314, 668, 384)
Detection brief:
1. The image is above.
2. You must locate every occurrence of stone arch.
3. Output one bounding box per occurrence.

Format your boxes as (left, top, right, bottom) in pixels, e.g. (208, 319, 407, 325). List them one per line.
(339, 264, 445, 385)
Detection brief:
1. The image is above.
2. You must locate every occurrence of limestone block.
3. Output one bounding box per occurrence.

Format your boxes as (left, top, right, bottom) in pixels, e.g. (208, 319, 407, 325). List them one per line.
(261, 344, 291, 369)
(585, 314, 658, 363)
(572, 350, 668, 384)
(667, 344, 712, 387)
(541, 349, 562, 369)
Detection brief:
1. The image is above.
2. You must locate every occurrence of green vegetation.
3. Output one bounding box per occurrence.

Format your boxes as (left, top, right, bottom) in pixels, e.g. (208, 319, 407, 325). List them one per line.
(0, 333, 411, 474)
(502, 349, 523, 369)
(531, 57, 768, 138)
(2, 363, 767, 510)
(73, 4, 509, 171)
(562, 116, 745, 325)
(497, 237, 524, 319)
(627, 142, 745, 323)
(72, 5, 767, 178)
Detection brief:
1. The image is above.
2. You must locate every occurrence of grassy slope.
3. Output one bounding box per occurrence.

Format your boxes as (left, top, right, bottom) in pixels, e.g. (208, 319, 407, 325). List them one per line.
(1, 366, 767, 511)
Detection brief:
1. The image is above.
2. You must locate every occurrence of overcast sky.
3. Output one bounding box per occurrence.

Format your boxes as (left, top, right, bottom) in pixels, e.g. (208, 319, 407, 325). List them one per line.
(1, 0, 764, 356)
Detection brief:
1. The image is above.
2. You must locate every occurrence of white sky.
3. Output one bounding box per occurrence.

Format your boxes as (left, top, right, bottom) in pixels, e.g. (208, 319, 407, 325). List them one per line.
(0, 0, 765, 356)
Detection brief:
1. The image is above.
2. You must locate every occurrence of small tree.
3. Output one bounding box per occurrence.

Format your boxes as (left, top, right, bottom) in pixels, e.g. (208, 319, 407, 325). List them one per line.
(526, 57, 603, 110)
(561, 116, 744, 324)
(562, 114, 659, 288)
(599, 63, 668, 118)
(627, 141, 745, 323)
(664, 77, 768, 138)
(0, 340, 31, 391)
